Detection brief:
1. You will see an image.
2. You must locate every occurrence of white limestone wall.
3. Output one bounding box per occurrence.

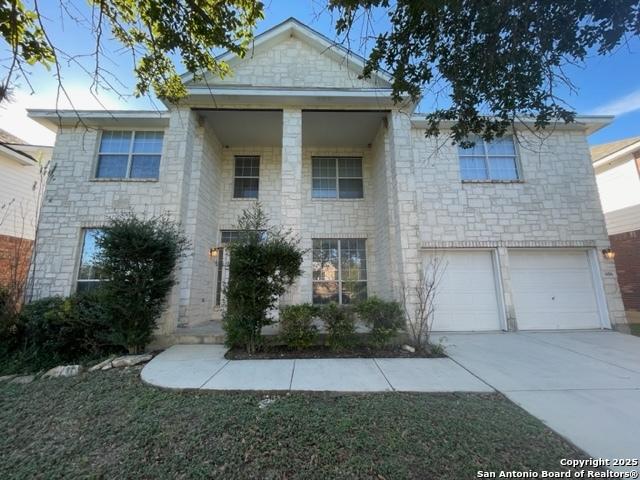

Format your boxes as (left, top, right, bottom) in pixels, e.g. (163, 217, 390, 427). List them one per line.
(181, 122, 224, 326)
(370, 124, 394, 300)
(410, 129, 626, 328)
(298, 145, 377, 303)
(31, 108, 196, 333)
(217, 146, 282, 230)
(202, 36, 382, 89)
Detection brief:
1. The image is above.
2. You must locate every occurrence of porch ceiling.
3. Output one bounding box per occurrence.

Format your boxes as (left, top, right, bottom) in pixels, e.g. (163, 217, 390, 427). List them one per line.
(302, 110, 387, 147)
(197, 109, 283, 147)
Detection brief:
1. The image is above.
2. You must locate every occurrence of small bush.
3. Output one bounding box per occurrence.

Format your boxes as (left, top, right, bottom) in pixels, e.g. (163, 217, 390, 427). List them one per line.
(279, 304, 318, 350)
(223, 204, 305, 353)
(320, 303, 356, 351)
(355, 297, 405, 348)
(0, 290, 121, 373)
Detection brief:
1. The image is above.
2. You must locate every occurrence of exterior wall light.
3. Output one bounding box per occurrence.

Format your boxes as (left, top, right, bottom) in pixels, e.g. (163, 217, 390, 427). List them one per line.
(209, 247, 219, 259)
(602, 248, 615, 260)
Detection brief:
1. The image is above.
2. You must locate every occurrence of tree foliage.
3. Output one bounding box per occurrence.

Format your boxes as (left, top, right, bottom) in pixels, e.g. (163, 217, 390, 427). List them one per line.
(223, 203, 304, 353)
(331, 0, 640, 143)
(96, 212, 188, 353)
(1, 0, 264, 103)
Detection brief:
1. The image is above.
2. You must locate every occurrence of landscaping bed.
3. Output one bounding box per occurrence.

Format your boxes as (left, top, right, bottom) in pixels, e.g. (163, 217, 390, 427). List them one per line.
(226, 343, 445, 360)
(0, 368, 600, 479)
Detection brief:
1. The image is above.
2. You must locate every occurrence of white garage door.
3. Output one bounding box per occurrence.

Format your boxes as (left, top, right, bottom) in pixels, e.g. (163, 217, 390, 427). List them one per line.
(509, 249, 605, 330)
(429, 250, 503, 331)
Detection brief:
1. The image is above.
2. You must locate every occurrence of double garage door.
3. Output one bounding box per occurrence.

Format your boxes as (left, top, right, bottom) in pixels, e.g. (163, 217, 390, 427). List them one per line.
(430, 249, 607, 332)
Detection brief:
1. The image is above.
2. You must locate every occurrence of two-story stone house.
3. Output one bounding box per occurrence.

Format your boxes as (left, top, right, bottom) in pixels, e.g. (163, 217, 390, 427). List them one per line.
(27, 18, 628, 344)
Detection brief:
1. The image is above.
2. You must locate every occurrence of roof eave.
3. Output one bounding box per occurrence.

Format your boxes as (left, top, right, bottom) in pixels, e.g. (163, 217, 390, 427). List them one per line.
(27, 109, 171, 131)
(592, 139, 640, 167)
(0, 143, 38, 165)
(409, 115, 614, 136)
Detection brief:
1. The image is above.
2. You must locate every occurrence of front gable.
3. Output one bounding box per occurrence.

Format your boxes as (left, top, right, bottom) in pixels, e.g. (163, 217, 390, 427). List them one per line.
(185, 18, 391, 90)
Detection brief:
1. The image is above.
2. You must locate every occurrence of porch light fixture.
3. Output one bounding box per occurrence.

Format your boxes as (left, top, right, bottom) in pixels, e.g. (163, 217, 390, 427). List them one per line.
(602, 248, 615, 260)
(209, 247, 219, 259)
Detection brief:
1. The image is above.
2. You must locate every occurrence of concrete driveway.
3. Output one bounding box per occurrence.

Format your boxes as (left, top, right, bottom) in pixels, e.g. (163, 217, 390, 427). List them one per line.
(435, 331, 640, 472)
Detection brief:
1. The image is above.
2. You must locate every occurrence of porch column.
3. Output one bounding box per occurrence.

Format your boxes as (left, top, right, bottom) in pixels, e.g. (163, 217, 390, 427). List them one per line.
(387, 111, 422, 304)
(166, 107, 198, 331)
(281, 108, 303, 304)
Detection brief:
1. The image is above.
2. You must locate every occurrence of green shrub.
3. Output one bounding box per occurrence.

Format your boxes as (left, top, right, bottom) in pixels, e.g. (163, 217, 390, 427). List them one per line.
(97, 213, 188, 353)
(279, 304, 319, 350)
(223, 204, 305, 353)
(355, 296, 405, 348)
(320, 303, 356, 351)
(0, 290, 121, 373)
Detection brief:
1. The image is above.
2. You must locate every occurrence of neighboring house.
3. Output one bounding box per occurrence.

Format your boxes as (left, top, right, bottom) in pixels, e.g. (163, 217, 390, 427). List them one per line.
(27, 18, 628, 344)
(0, 129, 52, 292)
(592, 137, 640, 323)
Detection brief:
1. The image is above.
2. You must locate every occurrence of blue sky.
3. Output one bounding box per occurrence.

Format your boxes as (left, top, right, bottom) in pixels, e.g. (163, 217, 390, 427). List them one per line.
(1, 0, 639, 146)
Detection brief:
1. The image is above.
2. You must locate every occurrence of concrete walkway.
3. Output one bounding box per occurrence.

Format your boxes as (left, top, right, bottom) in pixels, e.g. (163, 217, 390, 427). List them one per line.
(141, 345, 492, 392)
(435, 331, 640, 473)
(142, 331, 640, 471)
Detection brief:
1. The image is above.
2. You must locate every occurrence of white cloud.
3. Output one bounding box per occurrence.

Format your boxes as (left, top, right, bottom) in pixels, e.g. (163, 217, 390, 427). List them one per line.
(0, 85, 129, 146)
(590, 88, 640, 117)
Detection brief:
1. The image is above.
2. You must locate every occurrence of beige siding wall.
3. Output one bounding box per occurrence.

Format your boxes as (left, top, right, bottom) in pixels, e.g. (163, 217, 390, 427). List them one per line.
(0, 154, 41, 239)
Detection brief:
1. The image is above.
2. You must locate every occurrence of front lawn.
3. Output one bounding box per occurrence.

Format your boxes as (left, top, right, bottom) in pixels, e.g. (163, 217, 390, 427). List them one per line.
(0, 369, 594, 479)
(629, 323, 640, 337)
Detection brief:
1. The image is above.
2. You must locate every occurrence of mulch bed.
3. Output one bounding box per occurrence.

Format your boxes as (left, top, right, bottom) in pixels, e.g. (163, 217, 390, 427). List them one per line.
(225, 344, 445, 360)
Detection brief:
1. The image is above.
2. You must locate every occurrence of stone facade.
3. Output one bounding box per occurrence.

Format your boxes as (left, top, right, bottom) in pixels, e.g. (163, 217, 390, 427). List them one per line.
(199, 36, 384, 90)
(29, 19, 628, 339)
(410, 129, 626, 328)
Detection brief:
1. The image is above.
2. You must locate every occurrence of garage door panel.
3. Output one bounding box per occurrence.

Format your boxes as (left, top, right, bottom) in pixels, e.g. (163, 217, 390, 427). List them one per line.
(510, 251, 589, 269)
(512, 271, 595, 290)
(428, 250, 502, 332)
(509, 250, 602, 331)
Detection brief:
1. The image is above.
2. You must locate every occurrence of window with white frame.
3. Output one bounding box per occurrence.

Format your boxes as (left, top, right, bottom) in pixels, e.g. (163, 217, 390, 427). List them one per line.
(457, 136, 520, 181)
(96, 130, 163, 179)
(77, 228, 103, 292)
(312, 157, 363, 199)
(233, 156, 260, 198)
(312, 238, 367, 304)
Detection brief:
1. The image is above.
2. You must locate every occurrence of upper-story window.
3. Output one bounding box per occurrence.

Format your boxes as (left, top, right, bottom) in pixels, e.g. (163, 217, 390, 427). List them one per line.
(312, 156, 363, 199)
(96, 131, 163, 180)
(458, 136, 520, 181)
(234, 156, 260, 198)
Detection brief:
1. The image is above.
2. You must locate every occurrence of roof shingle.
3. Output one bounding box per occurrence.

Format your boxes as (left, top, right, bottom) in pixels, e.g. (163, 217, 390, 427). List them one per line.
(590, 136, 640, 162)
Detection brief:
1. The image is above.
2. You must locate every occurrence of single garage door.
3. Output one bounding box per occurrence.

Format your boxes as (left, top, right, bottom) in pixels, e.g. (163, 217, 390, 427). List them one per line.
(509, 249, 605, 330)
(429, 250, 504, 331)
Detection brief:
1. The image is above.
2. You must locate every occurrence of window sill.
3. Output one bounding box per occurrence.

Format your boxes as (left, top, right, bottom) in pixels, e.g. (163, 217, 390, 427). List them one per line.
(90, 178, 159, 183)
(461, 179, 524, 184)
(311, 197, 366, 202)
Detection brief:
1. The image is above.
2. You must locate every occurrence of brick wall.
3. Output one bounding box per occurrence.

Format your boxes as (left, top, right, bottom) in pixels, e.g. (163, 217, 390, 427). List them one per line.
(610, 229, 640, 312)
(0, 233, 32, 297)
